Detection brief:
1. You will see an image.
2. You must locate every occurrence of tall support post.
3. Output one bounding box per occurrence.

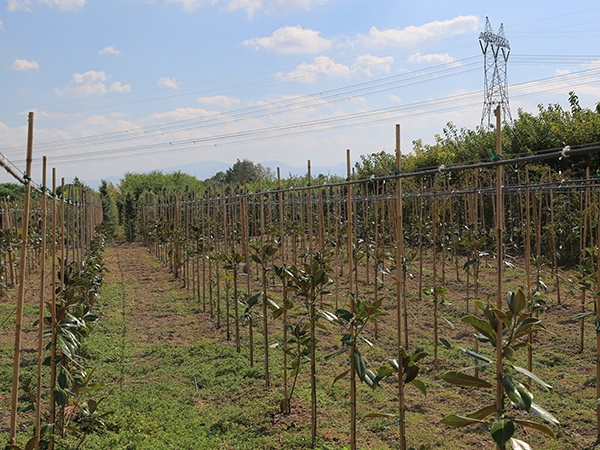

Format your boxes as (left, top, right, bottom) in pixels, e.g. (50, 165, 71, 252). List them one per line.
(394, 124, 406, 450)
(346, 150, 356, 450)
(9, 111, 34, 444)
(494, 106, 505, 449)
(307, 160, 317, 448)
(277, 168, 290, 414)
(174, 195, 179, 279)
(35, 156, 48, 448)
(258, 179, 270, 389)
(49, 169, 58, 450)
(596, 195, 600, 441)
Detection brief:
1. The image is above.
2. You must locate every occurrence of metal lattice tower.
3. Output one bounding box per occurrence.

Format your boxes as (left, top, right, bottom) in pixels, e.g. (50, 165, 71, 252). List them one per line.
(479, 17, 512, 128)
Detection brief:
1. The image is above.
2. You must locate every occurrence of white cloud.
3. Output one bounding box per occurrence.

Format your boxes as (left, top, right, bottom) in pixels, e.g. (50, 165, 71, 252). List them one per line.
(8, 0, 85, 11)
(166, 0, 217, 13)
(278, 54, 393, 83)
(99, 46, 121, 55)
(408, 52, 461, 66)
(0, 19, 5, 32)
(166, 0, 329, 16)
(278, 56, 352, 83)
(357, 15, 479, 48)
(242, 25, 331, 54)
(197, 95, 240, 107)
(353, 54, 393, 76)
(10, 59, 39, 71)
(225, 0, 329, 18)
(55, 71, 129, 96)
(7, 0, 33, 11)
(158, 77, 180, 89)
(109, 81, 131, 93)
(148, 107, 216, 121)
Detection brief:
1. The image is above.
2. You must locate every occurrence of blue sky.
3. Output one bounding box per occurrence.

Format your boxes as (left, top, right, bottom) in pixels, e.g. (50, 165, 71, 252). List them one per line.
(1, 0, 600, 186)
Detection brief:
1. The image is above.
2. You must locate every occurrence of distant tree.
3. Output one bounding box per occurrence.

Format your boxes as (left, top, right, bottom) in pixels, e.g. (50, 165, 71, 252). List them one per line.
(98, 180, 118, 238)
(209, 159, 273, 187)
(0, 183, 24, 201)
(354, 151, 397, 179)
(117, 170, 204, 241)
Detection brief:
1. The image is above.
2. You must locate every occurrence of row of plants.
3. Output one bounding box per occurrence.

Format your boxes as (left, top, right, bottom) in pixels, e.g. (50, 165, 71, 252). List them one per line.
(0, 176, 105, 450)
(137, 147, 600, 448)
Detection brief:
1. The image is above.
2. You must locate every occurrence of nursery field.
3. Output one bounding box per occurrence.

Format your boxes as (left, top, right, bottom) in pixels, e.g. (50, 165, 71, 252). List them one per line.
(2, 240, 599, 449)
(3, 133, 600, 449)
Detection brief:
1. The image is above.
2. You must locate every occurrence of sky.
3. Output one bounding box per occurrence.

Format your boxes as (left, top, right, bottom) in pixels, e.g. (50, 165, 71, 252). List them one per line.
(1, 0, 600, 187)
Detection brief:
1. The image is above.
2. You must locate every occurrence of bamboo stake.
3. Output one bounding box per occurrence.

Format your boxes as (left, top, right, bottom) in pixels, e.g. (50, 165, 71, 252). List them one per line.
(222, 186, 230, 342)
(494, 106, 505, 449)
(596, 194, 600, 442)
(259, 179, 270, 389)
(307, 161, 317, 448)
(34, 157, 48, 449)
(9, 111, 34, 444)
(395, 125, 407, 450)
(346, 151, 356, 450)
(49, 169, 58, 450)
(277, 168, 290, 414)
(525, 167, 533, 383)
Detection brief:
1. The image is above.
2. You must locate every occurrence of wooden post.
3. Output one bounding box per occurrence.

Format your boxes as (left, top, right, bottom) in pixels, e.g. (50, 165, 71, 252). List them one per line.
(524, 167, 534, 385)
(346, 150, 356, 450)
(277, 168, 290, 414)
(596, 195, 600, 441)
(494, 106, 505, 449)
(49, 169, 58, 450)
(9, 111, 34, 444)
(35, 156, 48, 448)
(394, 124, 406, 450)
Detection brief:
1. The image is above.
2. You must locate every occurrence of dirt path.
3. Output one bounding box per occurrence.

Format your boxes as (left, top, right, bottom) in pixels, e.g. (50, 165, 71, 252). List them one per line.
(104, 241, 210, 346)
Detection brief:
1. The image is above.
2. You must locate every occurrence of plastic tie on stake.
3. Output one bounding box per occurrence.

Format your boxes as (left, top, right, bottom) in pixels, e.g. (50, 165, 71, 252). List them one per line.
(561, 145, 571, 158)
(487, 150, 502, 162)
(438, 165, 445, 173)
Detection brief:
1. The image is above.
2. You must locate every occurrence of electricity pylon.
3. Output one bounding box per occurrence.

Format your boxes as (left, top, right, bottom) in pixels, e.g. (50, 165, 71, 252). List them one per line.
(480, 17, 512, 128)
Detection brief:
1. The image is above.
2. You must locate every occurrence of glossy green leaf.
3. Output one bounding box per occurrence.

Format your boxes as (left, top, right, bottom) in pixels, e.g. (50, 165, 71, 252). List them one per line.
(511, 366, 552, 391)
(354, 348, 367, 382)
(466, 404, 496, 420)
(508, 289, 527, 315)
(410, 379, 427, 396)
(490, 415, 515, 448)
(441, 414, 485, 427)
(508, 438, 532, 450)
(439, 337, 452, 349)
(504, 376, 533, 412)
(531, 402, 559, 426)
(441, 371, 492, 388)
(513, 419, 556, 439)
(332, 369, 350, 386)
(461, 348, 492, 363)
(461, 315, 496, 341)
